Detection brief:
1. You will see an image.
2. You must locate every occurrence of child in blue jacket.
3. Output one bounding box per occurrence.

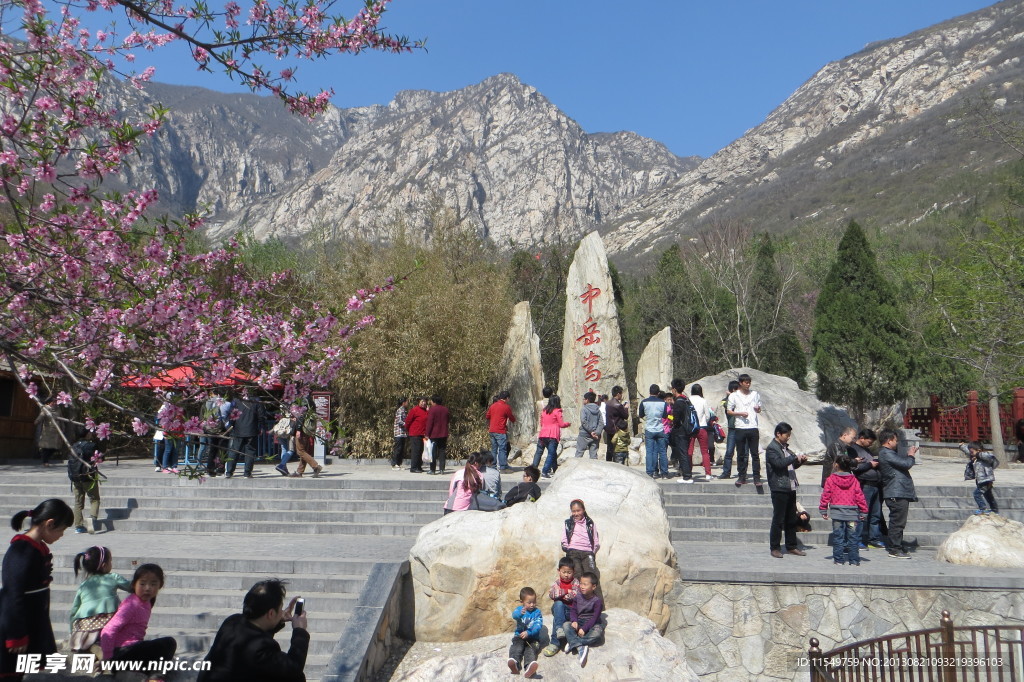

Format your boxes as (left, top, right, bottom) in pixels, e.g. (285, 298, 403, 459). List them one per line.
(507, 586, 543, 678)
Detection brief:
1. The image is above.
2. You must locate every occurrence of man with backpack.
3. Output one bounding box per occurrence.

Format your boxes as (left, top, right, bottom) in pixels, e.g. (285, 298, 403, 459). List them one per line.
(670, 379, 700, 483)
(68, 429, 101, 534)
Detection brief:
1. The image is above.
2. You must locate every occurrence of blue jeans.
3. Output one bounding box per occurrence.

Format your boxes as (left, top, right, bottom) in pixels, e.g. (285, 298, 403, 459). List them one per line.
(154, 439, 177, 470)
(279, 444, 293, 468)
(551, 601, 569, 640)
(858, 484, 884, 544)
(539, 438, 559, 476)
(720, 429, 737, 477)
(645, 431, 669, 476)
(973, 483, 998, 512)
(563, 623, 603, 652)
(490, 433, 509, 468)
(832, 519, 860, 563)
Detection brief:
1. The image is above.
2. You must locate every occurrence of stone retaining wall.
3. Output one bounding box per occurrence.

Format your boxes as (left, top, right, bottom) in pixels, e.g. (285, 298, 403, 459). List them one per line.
(666, 581, 1024, 681)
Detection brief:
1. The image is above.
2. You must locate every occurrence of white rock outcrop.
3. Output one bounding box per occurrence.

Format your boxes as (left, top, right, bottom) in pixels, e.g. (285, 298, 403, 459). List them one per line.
(686, 367, 856, 456)
(556, 232, 629, 431)
(936, 514, 1024, 568)
(410, 458, 678, 641)
(395, 608, 699, 682)
(636, 326, 673, 396)
(497, 301, 545, 451)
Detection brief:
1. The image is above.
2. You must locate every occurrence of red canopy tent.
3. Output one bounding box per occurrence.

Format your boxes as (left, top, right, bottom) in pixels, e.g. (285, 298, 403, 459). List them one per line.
(121, 365, 281, 390)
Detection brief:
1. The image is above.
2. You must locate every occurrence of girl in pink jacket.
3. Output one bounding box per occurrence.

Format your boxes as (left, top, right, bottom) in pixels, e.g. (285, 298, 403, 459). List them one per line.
(819, 456, 868, 566)
(100, 564, 176, 679)
(539, 396, 570, 478)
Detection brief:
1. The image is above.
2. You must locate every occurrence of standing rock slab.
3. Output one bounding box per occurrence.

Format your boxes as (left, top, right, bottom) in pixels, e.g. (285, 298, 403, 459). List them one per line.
(556, 231, 629, 431)
(685, 367, 856, 456)
(936, 514, 1024, 568)
(497, 301, 545, 452)
(637, 326, 673, 396)
(409, 458, 679, 641)
(393, 608, 699, 682)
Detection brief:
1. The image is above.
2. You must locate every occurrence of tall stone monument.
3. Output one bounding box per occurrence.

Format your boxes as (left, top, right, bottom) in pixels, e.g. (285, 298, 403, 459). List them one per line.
(636, 327, 673, 396)
(557, 232, 629, 431)
(497, 301, 545, 452)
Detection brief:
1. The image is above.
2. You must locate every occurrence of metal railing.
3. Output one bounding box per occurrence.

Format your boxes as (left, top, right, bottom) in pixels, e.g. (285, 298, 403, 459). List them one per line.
(809, 611, 1024, 682)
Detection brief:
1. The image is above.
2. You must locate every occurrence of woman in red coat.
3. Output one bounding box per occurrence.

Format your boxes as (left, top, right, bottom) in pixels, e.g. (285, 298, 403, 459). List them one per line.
(405, 397, 429, 473)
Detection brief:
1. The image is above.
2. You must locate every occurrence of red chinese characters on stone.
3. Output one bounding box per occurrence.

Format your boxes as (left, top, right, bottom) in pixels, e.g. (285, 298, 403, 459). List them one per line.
(576, 317, 601, 346)
(582, 351, 602, 382)
(579, 284, 601, 314)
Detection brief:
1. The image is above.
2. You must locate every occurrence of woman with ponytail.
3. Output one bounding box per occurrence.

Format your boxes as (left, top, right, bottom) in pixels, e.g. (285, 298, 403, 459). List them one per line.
(0, 499, 73, 679)
(68, 546, 130, 653)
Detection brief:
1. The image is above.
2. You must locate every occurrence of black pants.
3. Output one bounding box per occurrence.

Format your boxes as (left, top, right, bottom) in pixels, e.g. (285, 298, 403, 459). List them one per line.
(605, 431, 616, 461)
(769, 490, 799, 551)
(228, 436, 257, 476)
(390, 436, 407, 467)
(509, 637, 539, 668)
(670, 430, 692, 479)
(429, 437, 447, 473)
(409, 437, 424, 472)
(734, 428, 761, 480)
(885, 497, 911, 550)
(113, 636, 177, 665)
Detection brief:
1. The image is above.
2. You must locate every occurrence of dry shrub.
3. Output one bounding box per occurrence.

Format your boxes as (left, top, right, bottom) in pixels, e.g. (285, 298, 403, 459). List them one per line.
(312, 211, 513, 459)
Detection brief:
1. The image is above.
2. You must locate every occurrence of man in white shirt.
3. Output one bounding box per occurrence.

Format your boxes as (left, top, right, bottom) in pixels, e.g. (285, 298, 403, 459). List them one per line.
(726, 373, 763, 486)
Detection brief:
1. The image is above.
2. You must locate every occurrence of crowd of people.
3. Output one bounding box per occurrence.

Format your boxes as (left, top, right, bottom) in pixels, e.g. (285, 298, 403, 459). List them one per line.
(0, 499, 309, 682)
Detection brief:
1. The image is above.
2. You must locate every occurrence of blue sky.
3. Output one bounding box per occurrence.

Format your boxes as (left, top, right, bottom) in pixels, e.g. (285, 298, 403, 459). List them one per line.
(133, 0, 995, 158)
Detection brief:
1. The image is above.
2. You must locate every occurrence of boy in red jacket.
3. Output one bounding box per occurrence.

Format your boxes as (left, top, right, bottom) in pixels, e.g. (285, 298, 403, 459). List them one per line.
(819, 455, 868, 565)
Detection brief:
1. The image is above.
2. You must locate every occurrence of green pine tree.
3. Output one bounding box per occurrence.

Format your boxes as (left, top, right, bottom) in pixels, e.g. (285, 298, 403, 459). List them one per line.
(812, 221, 914, 421)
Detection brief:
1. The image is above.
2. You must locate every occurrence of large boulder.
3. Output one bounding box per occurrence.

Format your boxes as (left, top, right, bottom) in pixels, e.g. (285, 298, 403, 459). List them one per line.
(394, 608, 699, 681)
(636, 327, 673, 396)
(557, 232, 629, 431)
(936, 514, 1024, 568)
(410, 458, 679, 641)
(497, 301, 546, 452)
(686, 367, 856, 456)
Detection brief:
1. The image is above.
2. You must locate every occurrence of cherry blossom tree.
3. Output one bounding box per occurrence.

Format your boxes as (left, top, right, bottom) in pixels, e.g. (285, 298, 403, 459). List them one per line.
(0, 0, 416, 446)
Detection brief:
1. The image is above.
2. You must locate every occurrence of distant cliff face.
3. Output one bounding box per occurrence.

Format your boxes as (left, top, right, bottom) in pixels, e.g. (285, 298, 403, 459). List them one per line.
(119, 75, 695, 247)
(204, 74, 697, 245)
(603, 0, 1024, 259)
(118, 0, 1024, 259)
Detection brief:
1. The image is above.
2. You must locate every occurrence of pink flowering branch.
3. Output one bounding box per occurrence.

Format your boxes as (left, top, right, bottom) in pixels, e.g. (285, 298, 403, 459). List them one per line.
(0, 0, 414, 447)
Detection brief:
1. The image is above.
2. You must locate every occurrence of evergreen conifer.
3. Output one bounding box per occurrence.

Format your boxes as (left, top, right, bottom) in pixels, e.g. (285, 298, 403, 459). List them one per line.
(812, 221, 914, 420)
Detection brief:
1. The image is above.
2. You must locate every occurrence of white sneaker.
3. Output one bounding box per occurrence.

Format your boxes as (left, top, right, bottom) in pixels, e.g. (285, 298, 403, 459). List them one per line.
(155, 466, 162, 472)
(578, 645, 588, 667)
(507, 658, 519, 674)
(678, 478, 694, 484)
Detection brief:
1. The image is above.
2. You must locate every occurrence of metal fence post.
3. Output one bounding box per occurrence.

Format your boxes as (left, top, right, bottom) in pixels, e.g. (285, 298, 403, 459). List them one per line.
(940, 610, 956, 682)
(808, 638, 823, 682)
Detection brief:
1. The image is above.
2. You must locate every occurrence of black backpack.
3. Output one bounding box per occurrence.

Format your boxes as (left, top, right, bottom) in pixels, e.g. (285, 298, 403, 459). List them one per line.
(67, 441, 97, 482)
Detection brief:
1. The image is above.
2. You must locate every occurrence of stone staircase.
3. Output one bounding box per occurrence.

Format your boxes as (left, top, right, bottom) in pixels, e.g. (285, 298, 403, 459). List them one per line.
(0, 471, 453, 681)
(663, 483, 1024, 547)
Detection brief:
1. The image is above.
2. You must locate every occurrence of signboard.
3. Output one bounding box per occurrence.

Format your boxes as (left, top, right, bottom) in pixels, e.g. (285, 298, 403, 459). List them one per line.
(311, 391, 333, 464)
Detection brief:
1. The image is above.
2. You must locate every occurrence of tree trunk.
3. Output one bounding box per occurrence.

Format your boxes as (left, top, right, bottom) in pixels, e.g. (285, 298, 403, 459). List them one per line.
(988, 383, 1006, 466)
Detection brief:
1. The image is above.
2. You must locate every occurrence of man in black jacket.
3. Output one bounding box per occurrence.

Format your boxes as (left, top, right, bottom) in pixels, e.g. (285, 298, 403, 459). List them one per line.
(199, 579, 309, 682)
(850, 428, 885, 548)
(766, 422, 808, 558)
